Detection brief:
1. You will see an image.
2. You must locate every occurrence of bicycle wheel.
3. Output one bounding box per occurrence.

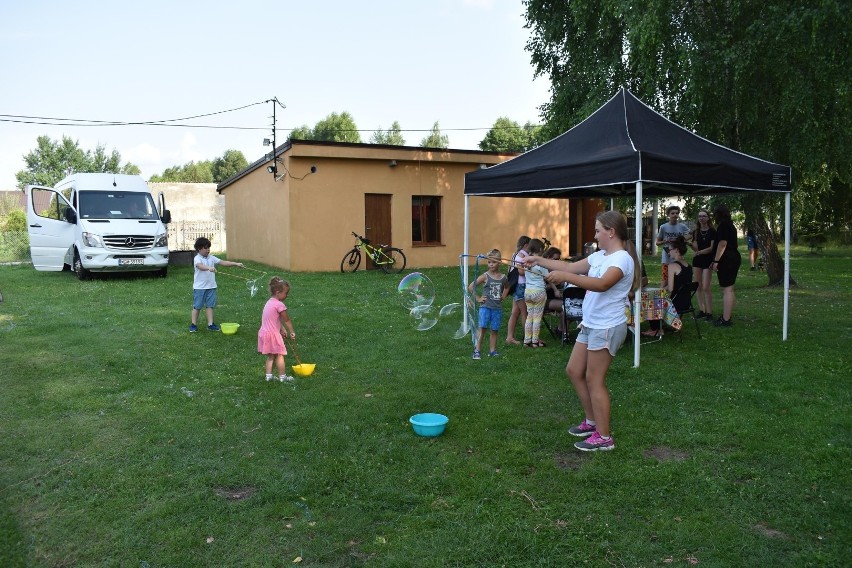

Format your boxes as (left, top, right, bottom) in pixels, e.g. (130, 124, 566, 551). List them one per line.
(379, 247, 406, 274)
(340, 249, 361, 273)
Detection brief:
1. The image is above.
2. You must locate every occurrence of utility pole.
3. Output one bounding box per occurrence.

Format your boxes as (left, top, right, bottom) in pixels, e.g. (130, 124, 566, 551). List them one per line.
(265, 97, 285, 179)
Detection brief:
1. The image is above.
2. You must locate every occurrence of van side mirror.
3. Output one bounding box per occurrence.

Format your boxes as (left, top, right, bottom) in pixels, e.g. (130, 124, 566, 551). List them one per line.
(64, 208, 77, 223)
(161, 209, 171, 224)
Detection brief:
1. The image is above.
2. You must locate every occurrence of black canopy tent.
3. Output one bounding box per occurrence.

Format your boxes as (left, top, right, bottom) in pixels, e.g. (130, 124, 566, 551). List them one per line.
(463, 88, 792, 366)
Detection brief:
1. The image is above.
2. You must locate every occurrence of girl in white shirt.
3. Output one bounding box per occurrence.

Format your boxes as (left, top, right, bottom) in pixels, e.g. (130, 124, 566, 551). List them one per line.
(526, 211, 640, 452)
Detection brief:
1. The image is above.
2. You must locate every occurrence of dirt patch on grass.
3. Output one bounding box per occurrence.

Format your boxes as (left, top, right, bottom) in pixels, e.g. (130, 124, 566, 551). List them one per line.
(554, 451, 588, 470)
(214, 486, 256, 500)
(754, 522, 790, 540)
(644, 446, 689, 462)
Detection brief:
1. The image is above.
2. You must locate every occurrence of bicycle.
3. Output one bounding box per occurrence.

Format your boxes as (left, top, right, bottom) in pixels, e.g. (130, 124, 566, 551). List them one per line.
(340, 232, 406, 274)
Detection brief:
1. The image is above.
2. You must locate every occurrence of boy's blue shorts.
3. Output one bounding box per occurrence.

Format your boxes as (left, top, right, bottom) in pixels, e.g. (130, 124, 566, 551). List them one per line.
(478, 306, 503, 331)
(193, 288, 217, 310)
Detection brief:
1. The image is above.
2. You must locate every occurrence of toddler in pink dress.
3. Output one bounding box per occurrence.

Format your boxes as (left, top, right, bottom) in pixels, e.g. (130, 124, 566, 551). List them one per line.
(258, 276, 296, 382)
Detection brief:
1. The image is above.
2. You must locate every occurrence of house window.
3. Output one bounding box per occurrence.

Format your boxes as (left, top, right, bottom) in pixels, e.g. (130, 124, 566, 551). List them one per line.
(412, 196, 442, 245)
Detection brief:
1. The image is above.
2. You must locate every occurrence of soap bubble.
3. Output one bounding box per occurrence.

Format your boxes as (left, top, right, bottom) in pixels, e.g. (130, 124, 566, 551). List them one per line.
(410, 304, 439, 331)
(397, 272, 435, 310)
(462, 291, 479, 344)
(246, 280, 259, 297)
(436, 302, 473, 339)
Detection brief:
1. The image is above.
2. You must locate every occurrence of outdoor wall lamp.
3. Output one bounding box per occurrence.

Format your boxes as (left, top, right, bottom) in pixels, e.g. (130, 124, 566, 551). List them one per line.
(266, 165, 277, 174)
(389, 160, 397, 168)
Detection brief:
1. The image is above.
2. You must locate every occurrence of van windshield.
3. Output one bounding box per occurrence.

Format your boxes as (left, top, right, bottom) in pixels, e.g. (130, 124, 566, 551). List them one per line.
(78, 191, 159, 220)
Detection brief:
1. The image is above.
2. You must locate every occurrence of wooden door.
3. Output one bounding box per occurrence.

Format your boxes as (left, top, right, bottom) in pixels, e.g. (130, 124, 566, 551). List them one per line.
(364, 194, 392, 270)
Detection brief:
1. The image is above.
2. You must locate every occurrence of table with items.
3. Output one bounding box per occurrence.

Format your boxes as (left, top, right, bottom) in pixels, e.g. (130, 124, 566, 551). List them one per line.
(625, 287, 682, 330)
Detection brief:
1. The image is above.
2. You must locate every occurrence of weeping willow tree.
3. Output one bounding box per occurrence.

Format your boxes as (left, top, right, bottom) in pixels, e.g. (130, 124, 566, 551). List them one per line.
(524, 0, 850, 284)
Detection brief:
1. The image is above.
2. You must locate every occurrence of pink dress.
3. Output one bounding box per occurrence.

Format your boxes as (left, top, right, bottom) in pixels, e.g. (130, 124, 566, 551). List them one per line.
(258, 297, 288, 355)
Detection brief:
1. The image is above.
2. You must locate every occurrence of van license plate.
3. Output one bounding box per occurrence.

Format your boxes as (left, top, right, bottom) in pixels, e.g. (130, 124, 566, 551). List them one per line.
(119, 259, 144, 266)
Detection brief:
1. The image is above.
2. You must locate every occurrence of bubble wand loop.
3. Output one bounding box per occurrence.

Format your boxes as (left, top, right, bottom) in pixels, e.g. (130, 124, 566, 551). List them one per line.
(458, 253, 484, 347)
(216, 269, 267, 297)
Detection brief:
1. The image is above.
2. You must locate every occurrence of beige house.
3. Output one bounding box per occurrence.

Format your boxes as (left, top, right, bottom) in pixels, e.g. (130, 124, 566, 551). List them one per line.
(217, 140, 603, 272)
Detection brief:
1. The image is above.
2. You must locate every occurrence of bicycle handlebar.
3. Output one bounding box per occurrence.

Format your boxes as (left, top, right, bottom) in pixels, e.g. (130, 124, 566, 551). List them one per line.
(352, 232, 372, 245)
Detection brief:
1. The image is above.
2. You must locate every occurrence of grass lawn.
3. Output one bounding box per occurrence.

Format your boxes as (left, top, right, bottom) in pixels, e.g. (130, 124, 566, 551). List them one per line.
(0, 247, 849, 567)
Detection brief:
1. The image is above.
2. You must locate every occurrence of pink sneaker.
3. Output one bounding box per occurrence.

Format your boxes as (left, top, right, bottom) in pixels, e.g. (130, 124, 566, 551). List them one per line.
(568, 419, 596, 438)
(574, 431, 615, 452)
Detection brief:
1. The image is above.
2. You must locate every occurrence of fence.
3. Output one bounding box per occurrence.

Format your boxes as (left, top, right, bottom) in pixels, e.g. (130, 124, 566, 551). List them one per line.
(166, 220, 227, 252)
(0, 221, 227, 263)
(0, 230, 29, 263)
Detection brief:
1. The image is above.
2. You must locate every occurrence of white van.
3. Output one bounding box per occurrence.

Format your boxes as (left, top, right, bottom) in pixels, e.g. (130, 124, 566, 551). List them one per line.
(26, 173, 172, 279)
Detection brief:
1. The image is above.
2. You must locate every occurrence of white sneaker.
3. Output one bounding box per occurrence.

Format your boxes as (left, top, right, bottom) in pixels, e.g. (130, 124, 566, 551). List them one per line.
(279, 375, 295, 383)
(265, 374, 274, 382)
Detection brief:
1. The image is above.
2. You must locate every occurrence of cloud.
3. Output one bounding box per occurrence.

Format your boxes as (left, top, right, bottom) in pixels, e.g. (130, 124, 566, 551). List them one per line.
(178, 133, 204, 163)
(124, 142, 162, 165)
(463, 0, 493, 9)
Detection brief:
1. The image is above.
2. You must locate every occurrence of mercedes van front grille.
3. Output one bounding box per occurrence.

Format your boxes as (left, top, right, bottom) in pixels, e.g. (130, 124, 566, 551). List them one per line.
(103, 235, 155, 250)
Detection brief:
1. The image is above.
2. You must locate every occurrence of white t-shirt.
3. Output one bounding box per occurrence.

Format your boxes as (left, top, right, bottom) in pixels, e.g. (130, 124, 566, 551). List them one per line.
(193, 253, 220, 290)
(513, 249, 529, 284)
(581, 249, 634, 329)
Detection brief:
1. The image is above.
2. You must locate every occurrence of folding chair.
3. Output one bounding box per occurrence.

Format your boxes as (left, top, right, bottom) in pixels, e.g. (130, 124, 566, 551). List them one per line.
(561, 286, 585, 345)
(542, 303, 564, 344)
(669, 281, 702, 340)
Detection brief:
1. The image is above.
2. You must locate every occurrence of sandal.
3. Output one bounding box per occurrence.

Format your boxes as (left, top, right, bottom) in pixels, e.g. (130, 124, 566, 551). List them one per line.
(536, 340, 546, 347)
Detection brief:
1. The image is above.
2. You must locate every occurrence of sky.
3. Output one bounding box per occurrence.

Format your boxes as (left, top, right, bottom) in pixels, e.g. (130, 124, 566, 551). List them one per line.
(0, 0, 551, 189)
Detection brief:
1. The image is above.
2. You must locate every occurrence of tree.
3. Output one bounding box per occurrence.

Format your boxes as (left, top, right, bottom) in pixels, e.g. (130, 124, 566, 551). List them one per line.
(288, 111, 361, 143)
(287, 112, 361, 143)
(420, 121, 449, 149)
(1, 209, 26, 232)
(150, 161, 214, 183)
(313, 111, 361, 143)
(211, 149, 248, 182)
(288, 125, 313, 140)
(479, 117, 544, 152)
(370, 121, 406, 145)
(15, 135, 140, 188)
(524, 0, 851, 285)
(149, 149, 246, 183)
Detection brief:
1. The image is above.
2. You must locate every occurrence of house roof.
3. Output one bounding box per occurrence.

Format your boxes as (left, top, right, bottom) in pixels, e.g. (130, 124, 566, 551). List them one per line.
(0, 190, 27, 208)
(216, 139, 516, 193)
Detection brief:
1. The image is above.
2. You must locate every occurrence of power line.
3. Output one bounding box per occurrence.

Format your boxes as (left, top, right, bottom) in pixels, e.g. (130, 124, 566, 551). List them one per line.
(0, 101, 540, 134)
(0, 101, 267, 126)
(0, 117, 537, 134)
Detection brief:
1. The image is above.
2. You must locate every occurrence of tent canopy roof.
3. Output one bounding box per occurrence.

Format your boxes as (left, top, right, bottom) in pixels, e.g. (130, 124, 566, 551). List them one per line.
(465, 87, 791, 199)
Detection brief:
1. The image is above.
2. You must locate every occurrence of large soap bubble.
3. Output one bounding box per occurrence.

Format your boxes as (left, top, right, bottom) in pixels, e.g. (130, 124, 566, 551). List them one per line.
(398, 272, 436, 310)
(410, 304, 439, 331)
(435, 302, 472, 339)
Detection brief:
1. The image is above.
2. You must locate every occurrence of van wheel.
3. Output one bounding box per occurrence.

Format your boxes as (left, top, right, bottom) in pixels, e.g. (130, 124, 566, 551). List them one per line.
(74, 250, 91, 281)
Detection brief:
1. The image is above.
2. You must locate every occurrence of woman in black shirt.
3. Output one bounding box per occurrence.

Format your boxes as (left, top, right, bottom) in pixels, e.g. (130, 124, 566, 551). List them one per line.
(690, 209, 716, 320)
(711, 204, 742, 327)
